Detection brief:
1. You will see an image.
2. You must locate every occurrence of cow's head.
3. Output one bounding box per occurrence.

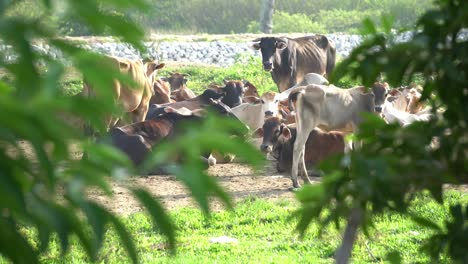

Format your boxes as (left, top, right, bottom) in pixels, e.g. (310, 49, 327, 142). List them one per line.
(372, 82, 389, 111)
(251, 37, 288, 72)
(143, 60, 165, 80)
(161, 72, 189, 91)
(254, 116, 288, 154)
(219, 80, 245, 108)
(259, 91, 281, 118)
(150, 79, 172, 104)
(242, 80, 260, 103)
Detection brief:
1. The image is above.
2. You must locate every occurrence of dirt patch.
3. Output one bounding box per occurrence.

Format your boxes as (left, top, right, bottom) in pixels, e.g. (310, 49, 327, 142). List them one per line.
(11, 141, 310, 214)
(88, 162, 315, 215)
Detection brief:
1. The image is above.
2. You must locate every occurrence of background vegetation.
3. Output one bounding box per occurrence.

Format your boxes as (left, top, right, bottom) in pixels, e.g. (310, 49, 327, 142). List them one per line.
(6, 0, 434, 35)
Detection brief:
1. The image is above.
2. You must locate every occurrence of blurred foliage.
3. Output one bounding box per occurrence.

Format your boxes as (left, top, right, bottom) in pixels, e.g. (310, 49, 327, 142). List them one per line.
(296, 0, 468, 263)
(5, 0, 433, 35)
(247, 11, 326, 34)
(0, 0, 262, 264)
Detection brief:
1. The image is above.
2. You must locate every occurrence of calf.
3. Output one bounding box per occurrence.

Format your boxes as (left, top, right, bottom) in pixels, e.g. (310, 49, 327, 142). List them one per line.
(149, 79, 172, 105)
(289, 84, 375, 188)
(242, 80, 261, 103)
(161, 72, 196, 101)
(231, 91, 281, 130)
(255, 117, 346, 174)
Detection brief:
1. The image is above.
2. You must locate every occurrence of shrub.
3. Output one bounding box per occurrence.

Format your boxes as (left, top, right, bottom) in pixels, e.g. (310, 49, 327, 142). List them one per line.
(316, 9, 380, 33)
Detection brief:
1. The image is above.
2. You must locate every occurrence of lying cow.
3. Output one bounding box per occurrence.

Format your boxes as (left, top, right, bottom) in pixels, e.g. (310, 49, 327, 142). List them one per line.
(255, 117, 347, 174)
(110, 99, 242, 173)
(231, 91, 281, 130)
(288, 84, 375, 188)
(251, 35, 336, 92)
(149, 79, 173, 105)
(82, 56, 165, 133)
(381, 96, 431, 126)
(242, 80, 261, 103)
(161, 72, 196, 101)
(146, 80, 244, 120)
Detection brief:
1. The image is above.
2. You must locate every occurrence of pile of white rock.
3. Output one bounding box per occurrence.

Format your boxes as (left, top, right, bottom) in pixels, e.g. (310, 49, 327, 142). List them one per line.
(2, 30, 466, 67)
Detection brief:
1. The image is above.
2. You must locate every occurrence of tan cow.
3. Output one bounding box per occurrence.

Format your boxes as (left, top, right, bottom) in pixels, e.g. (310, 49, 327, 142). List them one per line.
(83, 56, 164, 133)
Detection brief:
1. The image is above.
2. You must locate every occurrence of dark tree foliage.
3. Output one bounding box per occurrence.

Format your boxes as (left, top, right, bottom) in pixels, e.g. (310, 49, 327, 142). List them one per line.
(0, 1, 262, 263)
(296, 0, 468, 263)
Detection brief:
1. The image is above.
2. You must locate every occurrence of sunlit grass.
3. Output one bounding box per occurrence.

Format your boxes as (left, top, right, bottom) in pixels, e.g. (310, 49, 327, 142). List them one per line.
(0, 190, 461, 264)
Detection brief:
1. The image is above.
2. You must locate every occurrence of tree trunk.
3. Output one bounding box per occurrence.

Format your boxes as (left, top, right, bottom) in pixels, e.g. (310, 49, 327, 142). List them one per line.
(335, 208, 363, 264)
(260, 0, 275, 33)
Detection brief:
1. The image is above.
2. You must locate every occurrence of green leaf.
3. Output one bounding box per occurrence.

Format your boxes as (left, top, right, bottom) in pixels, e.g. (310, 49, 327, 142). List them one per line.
(387, 250, 402, 264)
(0, 217, 38, 264)
(410, 215, 441, 231)
(380, 15, 394, 34)
(360, 18, 377, 35)
(132, 189, 176, 253)
(107, 212, 138, 264)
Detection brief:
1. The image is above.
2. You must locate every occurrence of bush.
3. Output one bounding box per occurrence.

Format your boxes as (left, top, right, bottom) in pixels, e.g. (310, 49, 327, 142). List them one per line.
(316, 9, 380, 33)
(247, 11, 325, 34)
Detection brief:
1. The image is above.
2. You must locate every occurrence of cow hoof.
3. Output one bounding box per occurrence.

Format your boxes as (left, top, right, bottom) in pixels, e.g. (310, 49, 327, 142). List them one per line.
(288, 186, 301, 192)
(207, 155, 217, 166)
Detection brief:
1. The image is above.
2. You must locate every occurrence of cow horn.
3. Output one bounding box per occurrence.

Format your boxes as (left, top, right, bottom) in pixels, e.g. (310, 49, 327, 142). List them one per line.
(181, 73, 191, 77)
(168, 72, 175, 76)
(252, 38, 262, 42)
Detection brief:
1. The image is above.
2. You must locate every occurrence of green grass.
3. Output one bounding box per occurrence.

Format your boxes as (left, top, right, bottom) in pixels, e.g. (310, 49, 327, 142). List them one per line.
(2, 190, 464, 264)
(53, 54, 364, 96)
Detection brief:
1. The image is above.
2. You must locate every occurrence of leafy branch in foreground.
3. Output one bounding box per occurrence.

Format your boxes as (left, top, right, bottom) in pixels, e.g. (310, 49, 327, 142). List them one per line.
(296, 0, 468, 263)
(0, 1, 263, 263)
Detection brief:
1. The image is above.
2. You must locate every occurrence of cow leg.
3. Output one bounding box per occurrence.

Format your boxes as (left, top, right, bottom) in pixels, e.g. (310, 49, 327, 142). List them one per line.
(291, 136, 308, 189)
(132, 100, 150, 123)
(299, 151, 311, 184)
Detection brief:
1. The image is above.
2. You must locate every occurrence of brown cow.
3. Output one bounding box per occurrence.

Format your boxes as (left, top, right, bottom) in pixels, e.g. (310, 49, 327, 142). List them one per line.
(251, 35, 336, 92)
(109, 99, 243, 173)
(161, 72, 196, 101)
(254, 117, 347, 174)
(83, 56, 164, 133)
(149, 79, 172, 105)
(242, 80, 261, 103)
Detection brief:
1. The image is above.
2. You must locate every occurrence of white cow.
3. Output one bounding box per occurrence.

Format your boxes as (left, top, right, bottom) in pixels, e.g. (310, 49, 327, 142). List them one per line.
(232, 91, 281, 130)
(289, 84, 376, 189)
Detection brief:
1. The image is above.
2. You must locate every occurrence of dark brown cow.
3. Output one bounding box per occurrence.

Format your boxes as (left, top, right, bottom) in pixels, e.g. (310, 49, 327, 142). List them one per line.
(111, 99, 243, 173)
(161, 72, 196, 101)
(251, 35, 336, 92)
(146, 80, 244, 120)
(255, 117, 346, 174)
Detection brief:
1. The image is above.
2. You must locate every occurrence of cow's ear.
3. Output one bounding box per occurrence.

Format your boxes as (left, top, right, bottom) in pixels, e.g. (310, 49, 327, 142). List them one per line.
(253, 127, 264, 138)
(276, 41, 287, 50)
(281, 126, 291, 140)
(160, 77, 168, 82)
(250, 42, 261, 50)
(155, 63, 165, 70)
(119, 61, 130, 70)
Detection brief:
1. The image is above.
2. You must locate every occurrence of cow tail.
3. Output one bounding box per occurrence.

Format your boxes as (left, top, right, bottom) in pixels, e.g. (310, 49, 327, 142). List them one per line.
(326, 40, 337, 77)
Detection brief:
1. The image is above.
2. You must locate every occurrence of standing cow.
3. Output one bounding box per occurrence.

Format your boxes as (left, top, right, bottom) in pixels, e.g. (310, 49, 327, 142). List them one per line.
(251, 35, 336, 92)
(82, 56, 164, 134)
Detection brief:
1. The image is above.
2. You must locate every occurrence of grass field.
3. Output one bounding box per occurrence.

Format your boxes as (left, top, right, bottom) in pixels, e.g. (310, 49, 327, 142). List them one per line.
(2, 189, 464, 263)
(57, 54, 364, 97)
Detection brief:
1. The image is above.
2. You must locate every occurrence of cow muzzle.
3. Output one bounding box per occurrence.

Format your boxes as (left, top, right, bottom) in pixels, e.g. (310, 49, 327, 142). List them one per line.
(260, 144, 273, 153)
(263, 62, 273, 72)
(375, 105, 383, 113)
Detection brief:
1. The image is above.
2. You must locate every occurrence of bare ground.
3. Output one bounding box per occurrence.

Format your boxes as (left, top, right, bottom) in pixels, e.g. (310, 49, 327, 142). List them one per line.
(12, 140, 315, 214)
(88, 161, 317, 215)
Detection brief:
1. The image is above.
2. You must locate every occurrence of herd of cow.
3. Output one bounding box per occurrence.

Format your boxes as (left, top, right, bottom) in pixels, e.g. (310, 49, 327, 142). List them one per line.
(82, 35, 432, 189)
